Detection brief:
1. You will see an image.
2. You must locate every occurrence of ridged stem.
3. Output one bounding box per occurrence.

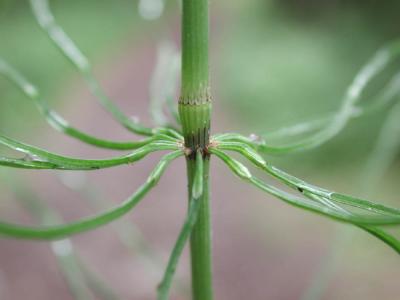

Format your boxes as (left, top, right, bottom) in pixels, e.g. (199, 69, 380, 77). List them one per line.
(179, 0, 211, 153)
(180, 0, 210, 102)
(186, 156, 213, 300)
(179, 1, 213, 299)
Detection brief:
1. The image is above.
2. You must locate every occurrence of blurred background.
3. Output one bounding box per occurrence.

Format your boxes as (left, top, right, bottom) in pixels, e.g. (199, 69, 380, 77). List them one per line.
(1, 0, 400, 299)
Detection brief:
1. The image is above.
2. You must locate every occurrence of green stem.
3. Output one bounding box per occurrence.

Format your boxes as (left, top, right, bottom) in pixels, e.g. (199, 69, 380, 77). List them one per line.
(179, 0, 213, 299)
(187, 156, 213, 300)
(180, 0, 210, 101)
(179, 0, 211, 153)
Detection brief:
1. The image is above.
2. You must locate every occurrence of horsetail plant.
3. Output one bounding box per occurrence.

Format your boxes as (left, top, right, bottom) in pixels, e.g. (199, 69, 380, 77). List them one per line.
(2, 0, 400, 299)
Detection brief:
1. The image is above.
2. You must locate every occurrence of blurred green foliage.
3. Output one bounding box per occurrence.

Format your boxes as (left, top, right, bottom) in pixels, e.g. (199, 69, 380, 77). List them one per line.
(0, 0, 144, 135)
(218, 0, 400, 169)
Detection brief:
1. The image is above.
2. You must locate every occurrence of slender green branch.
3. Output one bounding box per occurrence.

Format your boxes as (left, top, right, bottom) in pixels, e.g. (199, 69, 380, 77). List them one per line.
(358, 226, 400, 253)
(0, 157, 59, 169)
(0, 151, 183, 239)
(212, 63, 400, 150)
(261, 70, 400, 146)
(20, 202, 94, 300)
(253, 40, 400, 153)
(209, 148, 400, 225)
(0, 134, 179, 170)
(0, 58, 153, 150)
(212, 133, 259, 148)
(57, 171, 190, 297)
(209, 148, 400, 254)
(301, 95, 400, 300)
(67, 176, 162, 264)
(214, 141, 400, 218)
(29, 0, 154, 136)
(3, 173, 120, 300)
(210, 148, 400, 256)
(303, 192, 400, 254)
(158, 151, 203, 300)
(214, 41, 400, 154)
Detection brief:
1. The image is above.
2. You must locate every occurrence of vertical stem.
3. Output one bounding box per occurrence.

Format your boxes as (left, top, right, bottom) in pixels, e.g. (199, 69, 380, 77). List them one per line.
(179, 0, 211, 153)
(186, 157, 213, 300)
(179, 0, 213, 299)
(181, 0, 210, 102)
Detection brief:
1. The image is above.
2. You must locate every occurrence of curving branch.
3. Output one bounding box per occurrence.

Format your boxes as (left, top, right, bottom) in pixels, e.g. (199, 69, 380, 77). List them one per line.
(213, 41, 400, 154)
(6, 175, 95, 299)
(0, 157, 59, 169)
(0, 58, 155, 150)
(261, 70, 400, 147)
(0, 150, 183, 240)
(299, 97, 400, 300)
(211, 145, 400, 224)
(302, 191, 400, 254)
(254, 40, 400, 153)
(29, 0, 154, 136)
(210, 147, 400, 253)
(214, 141, 400, 219)
(0, 134, 180, 170)
(158, 150, 204, 300)
(10, 182, 119, 299)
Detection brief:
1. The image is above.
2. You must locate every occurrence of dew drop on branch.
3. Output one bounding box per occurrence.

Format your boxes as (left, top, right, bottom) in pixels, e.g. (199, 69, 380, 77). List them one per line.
(23, 154, 48, 163)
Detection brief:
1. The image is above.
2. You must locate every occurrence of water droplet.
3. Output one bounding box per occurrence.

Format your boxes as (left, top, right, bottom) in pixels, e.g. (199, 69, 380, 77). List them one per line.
(23, 154, 48, 163)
